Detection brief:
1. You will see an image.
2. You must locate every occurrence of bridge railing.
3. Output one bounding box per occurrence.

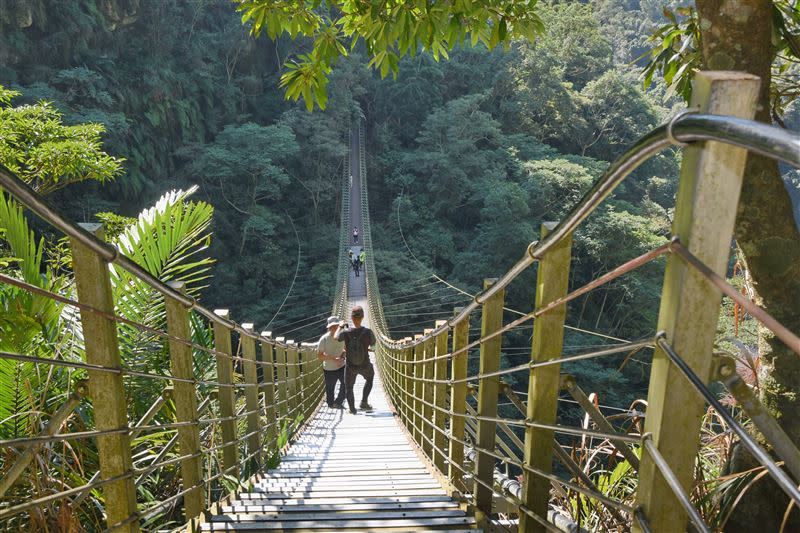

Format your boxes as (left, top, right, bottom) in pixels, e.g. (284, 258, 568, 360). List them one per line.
(0, 169, 325, 530)
(332, 133, 351, 320)
(368, 71, 800, 532)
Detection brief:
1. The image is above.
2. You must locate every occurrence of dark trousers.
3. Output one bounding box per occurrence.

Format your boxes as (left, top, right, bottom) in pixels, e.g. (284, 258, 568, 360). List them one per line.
(323, 367, 346, 406)
(345, 363, 374, 411)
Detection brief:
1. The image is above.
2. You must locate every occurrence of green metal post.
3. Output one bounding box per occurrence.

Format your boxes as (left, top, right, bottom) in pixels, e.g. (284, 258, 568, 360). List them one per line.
(213, 309, 238, 478)
(449, 308, 469, 494)
(240, 324, 261, 467)
(635, 71, 760, 532)
(260, 333, 277, 451)
(422, 329, 435, 459)
(70, 224, 139, 532)
(473, 278, 505, 517)
(519, 223, 573, 533)
(164, 281, 204, 521)
(433, 321, 449, 476)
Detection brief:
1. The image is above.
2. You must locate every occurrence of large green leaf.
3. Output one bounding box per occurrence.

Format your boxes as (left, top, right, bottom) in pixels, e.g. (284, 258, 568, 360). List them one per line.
(0, 190, 63, 352)
(108, 186, 214, 373)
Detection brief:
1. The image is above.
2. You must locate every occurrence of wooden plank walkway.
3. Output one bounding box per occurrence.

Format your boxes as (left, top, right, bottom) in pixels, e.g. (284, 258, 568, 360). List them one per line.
(201, 128, 475, 531)
(202, 345, 477, 531)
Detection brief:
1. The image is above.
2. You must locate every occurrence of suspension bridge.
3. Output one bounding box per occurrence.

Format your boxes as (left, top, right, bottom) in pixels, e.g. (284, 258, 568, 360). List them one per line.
(1, 71, 799, 533)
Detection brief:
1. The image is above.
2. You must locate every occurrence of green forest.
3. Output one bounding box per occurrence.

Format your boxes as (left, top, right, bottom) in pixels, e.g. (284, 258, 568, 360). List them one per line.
(1, 0, 799, 531)
(0, 0, 688, 348)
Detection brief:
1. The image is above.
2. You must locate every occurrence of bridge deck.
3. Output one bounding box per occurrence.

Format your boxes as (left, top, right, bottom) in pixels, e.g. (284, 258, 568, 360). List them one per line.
(202, 352, 477, 531)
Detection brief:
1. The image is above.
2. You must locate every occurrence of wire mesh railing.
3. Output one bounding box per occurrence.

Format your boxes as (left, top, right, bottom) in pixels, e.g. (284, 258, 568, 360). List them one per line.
(364, 72, 800, 532)
(0, 171, 325, 530)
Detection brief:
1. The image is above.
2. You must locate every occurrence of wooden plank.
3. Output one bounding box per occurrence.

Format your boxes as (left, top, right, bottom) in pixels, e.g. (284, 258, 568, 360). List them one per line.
(221, 502, 460, 513)
(241, 323, 261, 467)
(258, 479, 439, 486)
(258, 480, 441, 488)
(274, 341, 288, 420)
(411, 336, 424, 447)
(165, 281, 205, 521)
(232, 496, 454, 505)
(238, 489, 447, 499)
(260, 472, 429, 479)
(201, 522, 476, 533)
(258, 483, 442, 491)
(200, 516, 476, 530)
(281, 454, 421, 462)
(260, 473, 432, 480)
(260, 334, 278, 450)
(274, 460, 424, 466)
(421, 331, 435, 459)
(212, 510, 467, 522)
(270, 465, 425, 473)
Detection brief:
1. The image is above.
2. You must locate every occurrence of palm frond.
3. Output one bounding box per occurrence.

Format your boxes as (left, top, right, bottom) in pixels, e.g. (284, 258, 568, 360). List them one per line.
(108, 187, 214, 377)
(0, 190, 63, 351)
(0, 357, 36, 439)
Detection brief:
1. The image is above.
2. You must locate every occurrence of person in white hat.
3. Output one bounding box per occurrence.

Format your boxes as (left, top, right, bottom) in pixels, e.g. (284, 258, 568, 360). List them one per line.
(318, 316, 346, 409)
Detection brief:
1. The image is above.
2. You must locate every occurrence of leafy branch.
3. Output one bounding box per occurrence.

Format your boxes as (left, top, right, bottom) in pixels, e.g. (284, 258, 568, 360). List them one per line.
(236, 0, 545, 110)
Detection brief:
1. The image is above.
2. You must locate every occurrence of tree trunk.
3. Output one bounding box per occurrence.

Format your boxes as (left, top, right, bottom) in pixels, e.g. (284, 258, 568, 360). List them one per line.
(695, 1, 800, 530)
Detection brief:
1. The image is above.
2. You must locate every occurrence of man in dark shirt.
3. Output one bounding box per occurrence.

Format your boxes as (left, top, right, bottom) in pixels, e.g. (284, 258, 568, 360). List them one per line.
(335, 305, 376, 414)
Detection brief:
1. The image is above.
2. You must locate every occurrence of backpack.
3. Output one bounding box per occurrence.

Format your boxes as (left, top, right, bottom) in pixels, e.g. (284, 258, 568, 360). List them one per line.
(345, 328, 369, 366)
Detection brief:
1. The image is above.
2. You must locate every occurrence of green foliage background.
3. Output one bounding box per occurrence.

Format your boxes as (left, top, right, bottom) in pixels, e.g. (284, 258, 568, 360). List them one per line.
(0, 0, 694, 404)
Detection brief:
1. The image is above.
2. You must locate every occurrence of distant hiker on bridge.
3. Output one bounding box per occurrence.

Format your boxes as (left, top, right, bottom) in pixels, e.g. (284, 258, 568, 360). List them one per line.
(353, 226, 359, 244)
(335, 305, 376, 414)
(352, 255, 360, 277)
(317, 317, 346, 409)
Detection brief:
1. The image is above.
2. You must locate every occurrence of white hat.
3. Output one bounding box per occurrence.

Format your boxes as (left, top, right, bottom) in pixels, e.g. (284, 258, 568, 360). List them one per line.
(326, 316, 340, 328)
